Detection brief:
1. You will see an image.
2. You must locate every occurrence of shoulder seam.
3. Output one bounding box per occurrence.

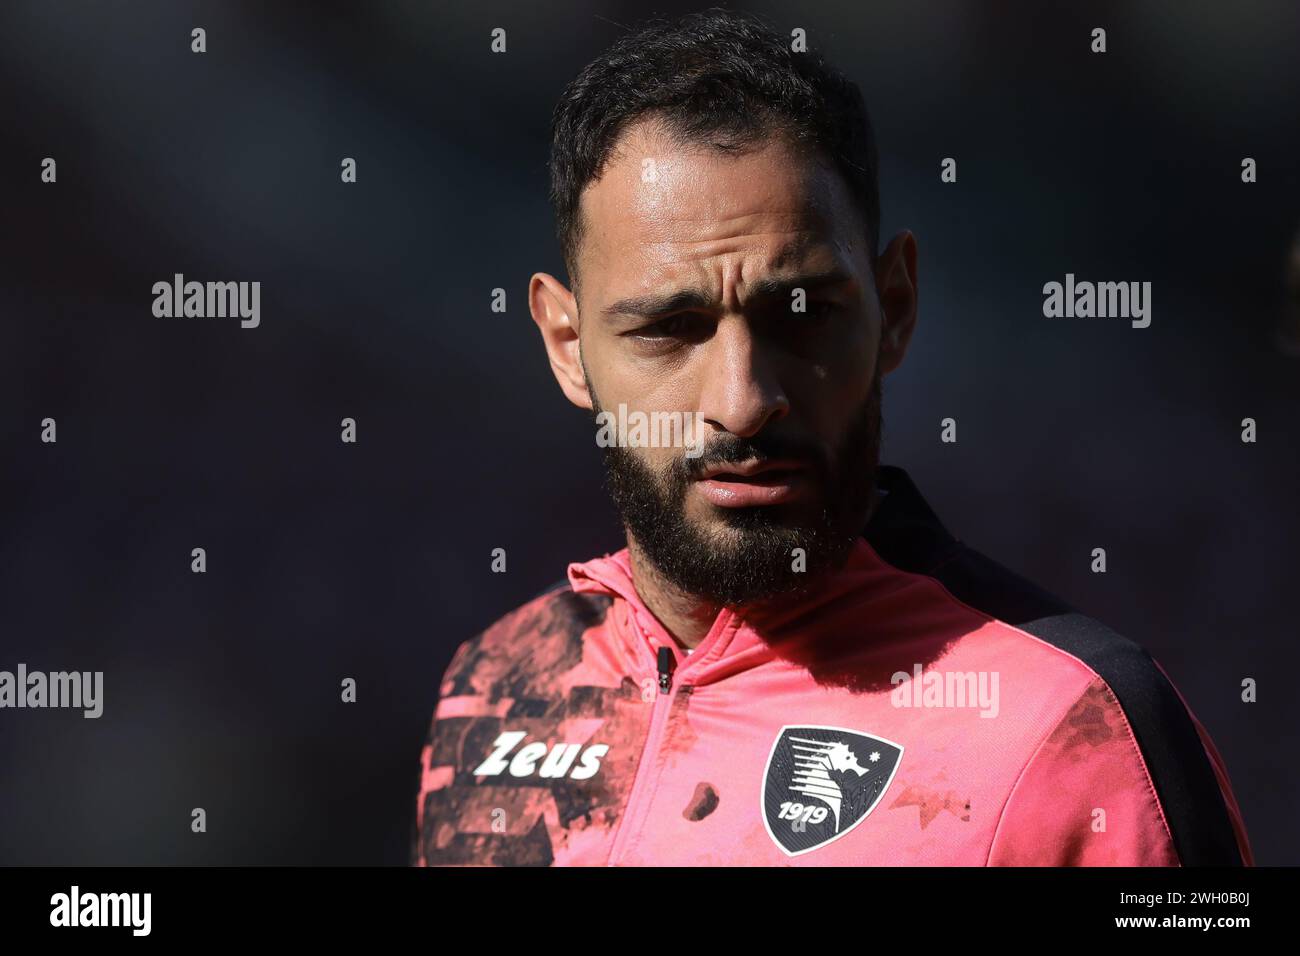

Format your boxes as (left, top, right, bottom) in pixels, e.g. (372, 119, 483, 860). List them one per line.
(983, 675, 1181, 865)
(1093, 677, 1182, 861)
(983, 676, 1093, 864)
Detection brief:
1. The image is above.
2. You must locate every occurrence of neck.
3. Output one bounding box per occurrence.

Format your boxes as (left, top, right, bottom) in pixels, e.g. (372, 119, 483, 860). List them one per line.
(625, 541, 720, 650)
(624, 485, 885, 650)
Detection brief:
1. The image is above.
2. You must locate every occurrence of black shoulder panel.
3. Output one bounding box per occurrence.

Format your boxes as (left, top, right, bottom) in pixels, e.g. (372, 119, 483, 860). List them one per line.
(864, 465, 1244, 866)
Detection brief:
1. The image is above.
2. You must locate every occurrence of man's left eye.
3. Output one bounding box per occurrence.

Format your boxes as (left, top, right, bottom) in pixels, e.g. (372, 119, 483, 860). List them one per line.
(801, 300, 838, 321)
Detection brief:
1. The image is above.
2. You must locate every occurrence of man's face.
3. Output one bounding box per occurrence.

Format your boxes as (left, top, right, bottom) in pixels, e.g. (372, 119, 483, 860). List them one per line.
(561, 120, 890, 606)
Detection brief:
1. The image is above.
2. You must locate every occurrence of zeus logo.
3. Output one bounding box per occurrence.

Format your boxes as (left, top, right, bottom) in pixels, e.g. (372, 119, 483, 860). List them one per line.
(472, 730, 609, 780)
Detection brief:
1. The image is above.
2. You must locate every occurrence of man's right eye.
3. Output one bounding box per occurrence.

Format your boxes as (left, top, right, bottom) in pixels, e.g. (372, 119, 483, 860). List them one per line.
(639, 314, 698, 338)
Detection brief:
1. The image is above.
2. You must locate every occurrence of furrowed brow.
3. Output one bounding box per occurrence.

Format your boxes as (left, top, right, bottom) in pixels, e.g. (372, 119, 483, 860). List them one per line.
(600, 268, 855, 321)
(744, 268, 855, 303)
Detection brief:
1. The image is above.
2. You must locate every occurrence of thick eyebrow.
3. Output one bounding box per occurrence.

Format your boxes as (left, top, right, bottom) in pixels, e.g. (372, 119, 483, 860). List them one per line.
(601, 268, 855, 321)
(602, 287, 715, 321)
(746, 268, 855, 302)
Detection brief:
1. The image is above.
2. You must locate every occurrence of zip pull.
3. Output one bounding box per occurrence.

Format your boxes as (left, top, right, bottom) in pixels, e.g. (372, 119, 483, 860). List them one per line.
(657, 646, 675, 694)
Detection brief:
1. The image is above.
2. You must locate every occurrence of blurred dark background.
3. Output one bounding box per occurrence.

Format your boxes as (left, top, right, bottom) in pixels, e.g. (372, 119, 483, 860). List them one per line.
(1, 0, 1296, 865)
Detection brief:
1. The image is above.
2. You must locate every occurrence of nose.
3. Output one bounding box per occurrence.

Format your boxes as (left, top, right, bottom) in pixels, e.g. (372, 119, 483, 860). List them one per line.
(696, 315, 790, 438)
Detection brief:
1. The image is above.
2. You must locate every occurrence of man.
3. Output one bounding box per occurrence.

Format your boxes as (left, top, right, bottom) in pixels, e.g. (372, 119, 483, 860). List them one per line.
(412, 8, 1252, 866)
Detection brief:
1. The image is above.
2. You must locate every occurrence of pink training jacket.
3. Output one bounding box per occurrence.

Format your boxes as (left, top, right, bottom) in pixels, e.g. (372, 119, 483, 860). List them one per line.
(412, 465, 1253, 866)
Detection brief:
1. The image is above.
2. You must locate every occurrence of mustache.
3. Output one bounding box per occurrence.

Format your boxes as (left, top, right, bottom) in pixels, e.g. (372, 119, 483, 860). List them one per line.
(676, 433, 829, 481)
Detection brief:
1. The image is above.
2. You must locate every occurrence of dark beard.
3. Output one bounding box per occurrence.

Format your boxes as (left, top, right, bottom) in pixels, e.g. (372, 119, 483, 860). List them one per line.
(589, 371, 882, 608)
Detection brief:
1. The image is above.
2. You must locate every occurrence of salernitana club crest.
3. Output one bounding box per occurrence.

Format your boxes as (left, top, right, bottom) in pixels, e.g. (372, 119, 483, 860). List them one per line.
(762, 725, 903, 856)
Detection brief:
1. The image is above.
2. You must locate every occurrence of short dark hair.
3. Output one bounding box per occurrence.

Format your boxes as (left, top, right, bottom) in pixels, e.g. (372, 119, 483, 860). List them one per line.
(547, 7, 882, 290)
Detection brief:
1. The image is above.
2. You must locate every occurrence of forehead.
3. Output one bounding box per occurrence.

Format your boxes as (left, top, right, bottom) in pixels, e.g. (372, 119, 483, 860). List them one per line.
(576, 119, 865, 292)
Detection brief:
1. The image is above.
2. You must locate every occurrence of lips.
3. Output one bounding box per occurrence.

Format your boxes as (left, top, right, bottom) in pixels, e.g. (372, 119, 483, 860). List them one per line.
(693, 459, 811, 507)
(696, 459, 809, 481)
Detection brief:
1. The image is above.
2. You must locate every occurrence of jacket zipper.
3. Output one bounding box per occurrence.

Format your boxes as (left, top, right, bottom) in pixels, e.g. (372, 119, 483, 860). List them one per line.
(605, 647, 683, 865)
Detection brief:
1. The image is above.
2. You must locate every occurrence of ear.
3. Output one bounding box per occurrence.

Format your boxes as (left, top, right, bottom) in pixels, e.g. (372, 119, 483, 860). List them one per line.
(529, 272, 592, 410)
(874, 230, 918, 376)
